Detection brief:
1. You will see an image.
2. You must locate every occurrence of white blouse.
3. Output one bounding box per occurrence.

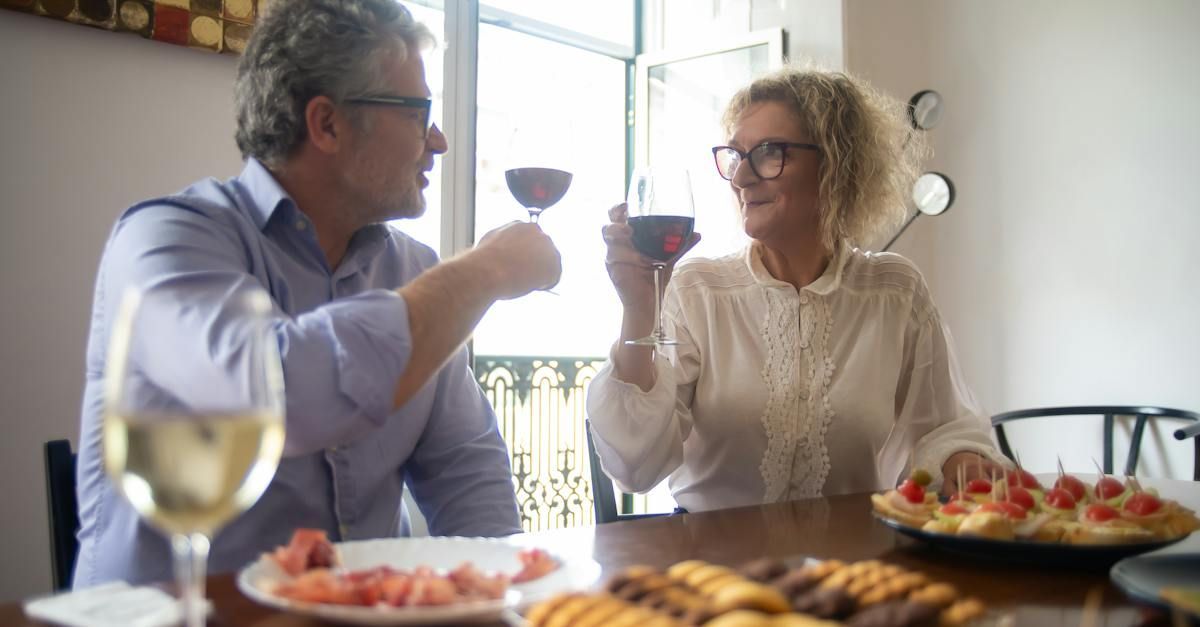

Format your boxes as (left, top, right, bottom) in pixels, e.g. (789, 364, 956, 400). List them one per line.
(586, 243, 1002, 513)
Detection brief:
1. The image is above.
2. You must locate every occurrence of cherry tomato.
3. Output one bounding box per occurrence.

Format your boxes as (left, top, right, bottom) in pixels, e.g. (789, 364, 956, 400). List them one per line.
(1053, 475, 1087, 502)
(1122, 492, 1163, 517)
(1043, 487, 1078, 510)
(1094, 477, 1125, 501)
(897, 479, 926, 504)
(965, 478, 993, 495)
(1084, 503, 1120, 523)
(979, 501, 1028, 520)
(1007, 469, 1042, 490)
(1006, 486, 1036, 511)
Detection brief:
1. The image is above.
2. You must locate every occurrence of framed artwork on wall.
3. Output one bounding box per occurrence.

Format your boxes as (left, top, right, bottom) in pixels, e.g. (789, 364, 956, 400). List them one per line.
(0, 0, 267, 54)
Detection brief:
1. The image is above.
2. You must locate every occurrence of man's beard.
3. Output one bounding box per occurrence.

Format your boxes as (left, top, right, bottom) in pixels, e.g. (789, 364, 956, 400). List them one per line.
(344, 148, 425, 224)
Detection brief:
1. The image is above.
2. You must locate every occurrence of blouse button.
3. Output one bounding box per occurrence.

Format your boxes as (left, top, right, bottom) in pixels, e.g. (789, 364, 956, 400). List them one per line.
(799, 338, 810, 349)
(799, 294, 810, 305)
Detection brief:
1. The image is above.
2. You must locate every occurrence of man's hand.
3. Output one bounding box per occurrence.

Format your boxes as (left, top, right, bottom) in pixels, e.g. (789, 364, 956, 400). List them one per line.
(941, 451, 1011, 497)
(474, 221, 562, 300)
(392, 222, 559, 409)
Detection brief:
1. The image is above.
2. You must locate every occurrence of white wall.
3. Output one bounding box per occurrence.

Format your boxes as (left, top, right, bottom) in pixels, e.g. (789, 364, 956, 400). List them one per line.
(0, 11, 241, 601)
(844, 0, 1200, 477)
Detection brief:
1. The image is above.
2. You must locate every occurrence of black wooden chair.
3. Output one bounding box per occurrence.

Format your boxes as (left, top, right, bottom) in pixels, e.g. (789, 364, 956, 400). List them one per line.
(990, 406, 1200, 481)
(44, 439, 79, 591)
(584, 421, 673, 524)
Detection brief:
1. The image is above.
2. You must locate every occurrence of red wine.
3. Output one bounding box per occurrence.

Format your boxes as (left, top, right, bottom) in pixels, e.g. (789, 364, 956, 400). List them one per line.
(629, 215, 694, 263)
(505, 168, 573, 212)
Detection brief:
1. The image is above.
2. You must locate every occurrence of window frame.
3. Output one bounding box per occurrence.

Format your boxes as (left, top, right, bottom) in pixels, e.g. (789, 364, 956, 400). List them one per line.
(633, 27, 785, 170)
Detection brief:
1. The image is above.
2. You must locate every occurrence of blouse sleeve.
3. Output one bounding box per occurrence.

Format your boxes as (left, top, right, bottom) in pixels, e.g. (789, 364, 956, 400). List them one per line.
(584, 285, 702, 494)
(896, 299, 1007, 491)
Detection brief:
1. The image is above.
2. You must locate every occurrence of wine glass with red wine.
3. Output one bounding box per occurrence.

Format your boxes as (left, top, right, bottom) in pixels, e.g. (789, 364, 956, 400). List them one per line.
(624, 168, 695, 347)
(505, 167, 573, 223)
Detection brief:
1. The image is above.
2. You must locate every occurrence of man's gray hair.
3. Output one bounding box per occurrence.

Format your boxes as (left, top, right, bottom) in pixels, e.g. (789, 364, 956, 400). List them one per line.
(234, 0, 435, 168)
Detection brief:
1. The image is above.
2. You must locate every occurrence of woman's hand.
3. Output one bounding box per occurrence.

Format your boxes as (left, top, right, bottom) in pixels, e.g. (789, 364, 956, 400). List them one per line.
(602, 202, 700, 314)
(940, 451, 1011, 497)
(604, 202, 700, 390)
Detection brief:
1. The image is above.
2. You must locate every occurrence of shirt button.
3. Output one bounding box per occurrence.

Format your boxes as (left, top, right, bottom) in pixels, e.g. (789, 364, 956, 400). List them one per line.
(799, 294, 810, 305)
(295, 220, 308, 231)
(339, 524, 349, 538)
(800, 339, 810, 349)
(799, 388, 809, 400)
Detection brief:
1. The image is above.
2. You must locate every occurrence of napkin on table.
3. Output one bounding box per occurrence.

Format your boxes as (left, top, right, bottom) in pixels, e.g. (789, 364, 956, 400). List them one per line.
(23, 581, 211, 627)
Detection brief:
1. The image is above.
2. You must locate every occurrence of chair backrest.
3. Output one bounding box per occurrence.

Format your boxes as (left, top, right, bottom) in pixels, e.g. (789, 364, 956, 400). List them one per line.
(990, 406, 1200, 481)
(583, 421, 675, 524)
(584, 421, 622, 524)
(43, 439, 79, 591)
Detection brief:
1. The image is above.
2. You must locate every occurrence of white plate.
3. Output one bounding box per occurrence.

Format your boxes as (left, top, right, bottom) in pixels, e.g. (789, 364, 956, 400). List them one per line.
(236, 536, 601, 625)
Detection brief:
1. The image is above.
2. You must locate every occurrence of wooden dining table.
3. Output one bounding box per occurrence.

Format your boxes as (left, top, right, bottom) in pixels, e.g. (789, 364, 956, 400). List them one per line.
(5, 476, 1196, 626)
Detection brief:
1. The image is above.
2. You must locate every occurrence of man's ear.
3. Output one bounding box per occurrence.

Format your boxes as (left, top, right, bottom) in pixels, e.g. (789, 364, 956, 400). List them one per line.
(305, 95, 347, 155)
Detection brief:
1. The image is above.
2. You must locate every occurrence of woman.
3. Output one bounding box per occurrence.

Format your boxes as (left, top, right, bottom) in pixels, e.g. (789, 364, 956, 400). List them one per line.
(587, 66, 1006, 513)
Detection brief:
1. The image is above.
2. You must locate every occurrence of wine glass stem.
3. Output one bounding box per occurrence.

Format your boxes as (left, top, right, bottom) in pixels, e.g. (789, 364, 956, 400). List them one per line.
(528, 211, 540, 224)
(172, 532, 211, 627)
(651, 264, 665, 341)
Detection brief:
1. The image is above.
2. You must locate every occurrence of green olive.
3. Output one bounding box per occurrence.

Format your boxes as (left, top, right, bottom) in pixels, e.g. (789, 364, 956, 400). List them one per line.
(910, 468, 933, 487)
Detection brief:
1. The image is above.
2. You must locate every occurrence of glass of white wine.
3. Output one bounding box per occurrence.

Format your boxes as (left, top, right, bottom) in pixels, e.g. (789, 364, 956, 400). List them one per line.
(103, 285, 285, 627)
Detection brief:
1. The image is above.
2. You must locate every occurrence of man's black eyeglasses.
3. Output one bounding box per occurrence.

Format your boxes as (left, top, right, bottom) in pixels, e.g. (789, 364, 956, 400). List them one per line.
(711, 141, 820, 181)
(344, 95, 433, 137)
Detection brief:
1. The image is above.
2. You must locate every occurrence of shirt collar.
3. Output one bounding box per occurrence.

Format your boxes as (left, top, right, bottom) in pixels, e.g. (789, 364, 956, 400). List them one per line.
(745, 240, 850, 296)
(236, 158, 294, 231)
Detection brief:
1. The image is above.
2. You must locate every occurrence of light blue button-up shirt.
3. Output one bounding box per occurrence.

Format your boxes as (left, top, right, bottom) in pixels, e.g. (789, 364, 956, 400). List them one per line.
(74, 159, 521, 587)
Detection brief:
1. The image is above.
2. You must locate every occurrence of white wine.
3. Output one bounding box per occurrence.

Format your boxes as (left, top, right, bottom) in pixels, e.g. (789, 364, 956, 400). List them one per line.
(104, 412, 284, 536)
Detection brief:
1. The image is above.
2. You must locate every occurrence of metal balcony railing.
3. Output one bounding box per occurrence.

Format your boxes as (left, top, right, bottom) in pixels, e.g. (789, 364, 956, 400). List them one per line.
(474, 355, 606, 531)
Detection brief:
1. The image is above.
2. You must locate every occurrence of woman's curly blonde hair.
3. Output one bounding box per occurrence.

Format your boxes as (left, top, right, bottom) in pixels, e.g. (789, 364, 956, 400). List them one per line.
(722, 66, 928, 253)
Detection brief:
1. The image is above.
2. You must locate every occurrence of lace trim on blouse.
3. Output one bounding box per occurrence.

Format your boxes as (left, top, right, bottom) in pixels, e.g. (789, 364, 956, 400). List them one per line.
(759, 290, 836, 501)
(790, 296, 834, 499)
(759, 288, 801, 501)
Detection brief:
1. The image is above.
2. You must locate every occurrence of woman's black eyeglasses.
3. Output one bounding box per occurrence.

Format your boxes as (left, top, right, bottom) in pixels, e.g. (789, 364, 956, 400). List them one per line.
(345, 95, 433, 137)
(711, 141, 819, 181)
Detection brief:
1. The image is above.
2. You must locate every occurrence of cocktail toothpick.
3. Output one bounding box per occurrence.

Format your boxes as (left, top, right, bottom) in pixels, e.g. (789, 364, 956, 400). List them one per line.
(1080, 585, 1102, 627)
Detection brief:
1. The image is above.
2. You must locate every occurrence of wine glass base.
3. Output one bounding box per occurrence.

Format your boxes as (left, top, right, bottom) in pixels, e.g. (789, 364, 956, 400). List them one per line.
(624, 337, 680, 347)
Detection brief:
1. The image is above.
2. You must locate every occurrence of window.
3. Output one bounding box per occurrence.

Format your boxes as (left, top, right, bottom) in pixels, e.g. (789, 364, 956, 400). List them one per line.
(399, 0, 635, 531)
(470, 7, 631, 531)
(397, 4, 787, 527)
(635, 28, 785, 259)
(472, 23, 627, 357)
(481, 0, 634, 52)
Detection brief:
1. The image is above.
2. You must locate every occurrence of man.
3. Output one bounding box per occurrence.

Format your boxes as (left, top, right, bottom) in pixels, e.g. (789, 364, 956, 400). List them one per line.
(73, 0, 560, 587)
